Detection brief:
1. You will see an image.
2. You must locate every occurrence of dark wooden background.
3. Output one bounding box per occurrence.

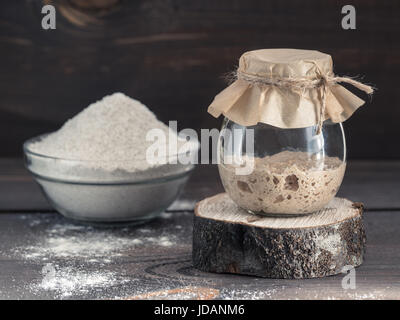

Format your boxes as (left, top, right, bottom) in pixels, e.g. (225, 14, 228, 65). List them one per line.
(0, 0, 399, 159)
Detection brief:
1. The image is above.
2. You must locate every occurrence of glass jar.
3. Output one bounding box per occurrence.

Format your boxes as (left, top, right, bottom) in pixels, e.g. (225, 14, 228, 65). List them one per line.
(218, 118, 346, 215)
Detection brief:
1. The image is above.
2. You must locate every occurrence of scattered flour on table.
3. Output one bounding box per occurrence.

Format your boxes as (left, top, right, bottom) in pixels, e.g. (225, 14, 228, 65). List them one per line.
(28, 92, 191, 172)
(14, 222, 176, 263)
(13, 219, 177, 299)
(122, 285, 280, 300)
(30, 264, 124, 299)
(219, 288, 278, 300)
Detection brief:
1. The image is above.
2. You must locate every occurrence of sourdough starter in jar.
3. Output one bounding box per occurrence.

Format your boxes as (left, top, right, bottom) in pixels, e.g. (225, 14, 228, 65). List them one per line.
(219, 151, 346, 215)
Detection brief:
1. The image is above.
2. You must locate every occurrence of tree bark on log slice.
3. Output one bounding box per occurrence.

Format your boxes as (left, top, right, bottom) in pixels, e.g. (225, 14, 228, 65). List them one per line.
(193, 193, 366, 279)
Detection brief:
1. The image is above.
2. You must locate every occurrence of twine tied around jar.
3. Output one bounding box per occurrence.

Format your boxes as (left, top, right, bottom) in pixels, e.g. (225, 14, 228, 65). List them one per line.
(236, 69, 374, 134)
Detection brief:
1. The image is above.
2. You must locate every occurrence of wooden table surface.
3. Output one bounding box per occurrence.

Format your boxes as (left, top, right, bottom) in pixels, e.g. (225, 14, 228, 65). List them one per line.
(0, 159, 399, 300)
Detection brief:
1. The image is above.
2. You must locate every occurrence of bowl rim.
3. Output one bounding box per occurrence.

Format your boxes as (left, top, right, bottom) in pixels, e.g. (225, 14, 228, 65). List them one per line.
(27, 165, 194, 185)
(23, 134, 199, 185)
(23, 133, 200, 162)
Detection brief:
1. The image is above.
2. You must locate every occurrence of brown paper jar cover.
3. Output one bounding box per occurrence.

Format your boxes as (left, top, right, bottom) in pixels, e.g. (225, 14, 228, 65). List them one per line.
(207, 48, 367, 128)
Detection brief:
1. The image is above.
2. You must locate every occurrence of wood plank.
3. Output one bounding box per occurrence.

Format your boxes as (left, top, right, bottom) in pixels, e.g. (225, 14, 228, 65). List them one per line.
(1, 159, 400, 211)
(0, 1, 400, 158)
(0, 209, 398, 299)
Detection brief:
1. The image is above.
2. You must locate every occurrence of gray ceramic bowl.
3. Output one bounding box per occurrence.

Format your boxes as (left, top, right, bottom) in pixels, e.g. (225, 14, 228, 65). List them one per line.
(23, 135, 198, 224)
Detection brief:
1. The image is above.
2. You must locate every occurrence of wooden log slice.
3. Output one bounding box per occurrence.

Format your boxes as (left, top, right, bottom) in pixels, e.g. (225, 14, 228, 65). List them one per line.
(193, 193, 366, 279)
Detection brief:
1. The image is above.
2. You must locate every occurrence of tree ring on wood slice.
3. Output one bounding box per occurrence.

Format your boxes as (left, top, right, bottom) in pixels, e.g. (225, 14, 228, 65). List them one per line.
(193, 193, 366, 279)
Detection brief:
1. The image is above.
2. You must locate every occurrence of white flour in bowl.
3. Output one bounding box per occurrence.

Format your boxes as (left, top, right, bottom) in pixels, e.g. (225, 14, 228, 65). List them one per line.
(29, 92, 193, 173)
(25, 93, 197, 221)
